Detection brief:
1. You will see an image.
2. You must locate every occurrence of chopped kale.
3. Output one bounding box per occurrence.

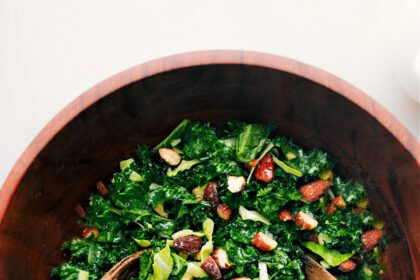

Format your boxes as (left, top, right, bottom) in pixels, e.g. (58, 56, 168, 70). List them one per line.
(51, 120, 384, 280)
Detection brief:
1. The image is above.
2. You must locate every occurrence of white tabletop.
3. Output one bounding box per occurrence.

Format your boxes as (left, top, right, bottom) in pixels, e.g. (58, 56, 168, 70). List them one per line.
(0, 0, 419, 187)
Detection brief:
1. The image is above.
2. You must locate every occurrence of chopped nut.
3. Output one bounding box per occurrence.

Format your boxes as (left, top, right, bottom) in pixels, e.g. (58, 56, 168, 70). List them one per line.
(82, 227, 99, 239)
(255, 154, 274, 183)
(204, 182, 219, 208)
(307, 233, 319, 244)
(327, 195, 347, 214)
(97, 181, 108, 196)
(201, 256, 222, 279)
(217, 204, 232, 221)
(227, 176, 246, 193)
(251, 232, 277, 251)
(361, 229, 383, 252)
(212, 248, 231, 269)
(295, 211, 318, 230)
(75, 204, 86, 218)
(244, 159, 258, 171)
(279, 210, 294, 222)
(173, 236, 203, 255)
(159, 148, 181, 166)
(299, 179, 330, 202)
(338, 259, 357, 272)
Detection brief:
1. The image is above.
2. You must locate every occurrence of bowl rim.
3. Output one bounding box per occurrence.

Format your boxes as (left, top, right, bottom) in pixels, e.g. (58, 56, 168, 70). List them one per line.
(1, 48, 418, 229)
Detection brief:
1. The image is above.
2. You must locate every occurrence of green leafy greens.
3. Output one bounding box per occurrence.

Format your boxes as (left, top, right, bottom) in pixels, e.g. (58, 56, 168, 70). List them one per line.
(51, 120, 384, 280)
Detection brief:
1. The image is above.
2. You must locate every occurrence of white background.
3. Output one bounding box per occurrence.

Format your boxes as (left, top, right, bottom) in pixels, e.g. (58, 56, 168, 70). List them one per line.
(0, 0, 419, 188)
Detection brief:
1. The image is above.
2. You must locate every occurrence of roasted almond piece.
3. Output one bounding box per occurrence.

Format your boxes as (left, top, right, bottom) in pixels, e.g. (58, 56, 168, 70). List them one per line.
(307, 233, 319, 244)
(361, 229, 383, 252)
(299, 179, 330, 202)
(255, 154, 274, 183)
(212, 248, 231, 269)
(227, 175, 246, 193)
(173, 236, 203, 255)
(295, 211, 318, 230)
(327, 195, 347, 214)
(244, 159, 258, 171)
(338, 259, 357, 272)
(75, 203, 86, 218)
(97, 181, 108, 196)
(232, 278, 251, 280)
(279, 210, 294, 222)
(82, 226, 99, 239)
(217, 203, 232, 221)
(204, 182, 219, 208)
(251, 232, 277, 251)
(158, 148, 181, 166)
(201, 256, 222, 279)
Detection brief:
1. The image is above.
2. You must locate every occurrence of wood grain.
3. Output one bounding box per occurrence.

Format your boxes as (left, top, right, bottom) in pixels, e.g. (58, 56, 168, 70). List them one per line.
(0, 51, 418, 279)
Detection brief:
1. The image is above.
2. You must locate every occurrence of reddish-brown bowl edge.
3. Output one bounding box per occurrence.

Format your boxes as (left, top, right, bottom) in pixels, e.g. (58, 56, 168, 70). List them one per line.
(1, 50, 419, 275)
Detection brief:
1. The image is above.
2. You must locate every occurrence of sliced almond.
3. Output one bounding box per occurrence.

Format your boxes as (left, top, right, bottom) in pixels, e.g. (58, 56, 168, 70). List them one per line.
(299, 179, 330, 202)
(361, 229, 383, 252)
(212, 248, 230, 269)
(173, 236, 203, 255)
(232, 278, 251, 280)
(279, 210, 294, 222)
(159, 148, 181, 166)
(82, 226, 99, 239)
(327, 195, 347, 214)
(97, 181, 108, 196)
(307, 233, 319, 244)
(251, 232, 277, 251)
(201, 256, 222, 279)
(338, 259, 357, 272)
(204, 181, 219, 208)
(295, 211, 318, 230)
(227, 175, 246, 193)
(217, 204, 232, 221)
(75, 203, 86, 218)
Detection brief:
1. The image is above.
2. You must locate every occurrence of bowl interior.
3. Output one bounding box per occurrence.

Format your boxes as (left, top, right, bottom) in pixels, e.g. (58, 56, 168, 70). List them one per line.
(0, 64, 418, 279)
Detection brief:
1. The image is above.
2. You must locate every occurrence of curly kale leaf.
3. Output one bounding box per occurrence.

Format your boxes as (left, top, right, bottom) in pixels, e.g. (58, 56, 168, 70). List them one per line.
(217, 120, 247, 138)
(224, 240, 259, 276)
(50, 263, 92, 280)
(53, 235, 139, 280)
(315, 208, 375, 254)
(235, 123, 277, 163)
(181, 121, 234, 159)
(154, 119, 190, 150)
(332, 177, 367, 204)
(255, 173, 301, 217)
(148, 184, 196, 208)
(138, 250, 153, 280)
(259, 249, 305, 280)
(273, 137, 336, 180)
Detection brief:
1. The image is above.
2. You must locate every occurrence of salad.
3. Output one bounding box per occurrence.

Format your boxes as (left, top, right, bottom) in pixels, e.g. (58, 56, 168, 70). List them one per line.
(51, 120, 386, 280)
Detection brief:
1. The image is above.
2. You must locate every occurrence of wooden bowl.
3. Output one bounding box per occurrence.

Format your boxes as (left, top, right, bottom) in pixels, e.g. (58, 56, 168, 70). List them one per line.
(0, 51, 418, 279)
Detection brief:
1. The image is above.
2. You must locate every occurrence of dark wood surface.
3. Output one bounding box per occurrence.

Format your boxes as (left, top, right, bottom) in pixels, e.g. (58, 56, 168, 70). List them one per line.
(0, 51, 418, 279)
